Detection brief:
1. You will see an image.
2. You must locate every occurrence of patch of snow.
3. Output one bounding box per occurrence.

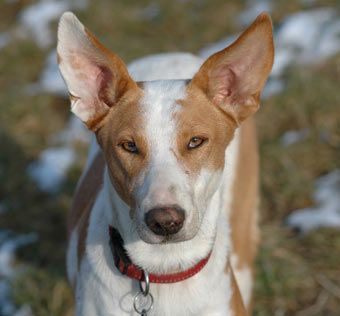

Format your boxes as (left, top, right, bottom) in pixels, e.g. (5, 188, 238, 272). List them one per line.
(262, 79, 284, 99)
(271, 49, 295, 77)
(198, 7, 340, 101)
(0, 280, 15, 316)
(0, 232, 37, 316)
(26, 114, 90, 193)
(14, 305, 33, 316)
(318, 19, 340, 59)
(39, 50, 67, 95)
(274, 8, 340, 72)
(19, 0, 89, 48)
(26, 114, 90, 194)
(239, 0, 272, 26)
(19, 0, 70, 48)
(0, 233, 38, 277)
(26, 49, 67, 96)
(277, 9, 333, 53)
(0, 33, 11, 50)
(139, 2, 160, 21)
(280, 128, 309, 147)
(27, 146, 76, 193)
(286, 170, 340, 233)
(52, 115, 90, 145)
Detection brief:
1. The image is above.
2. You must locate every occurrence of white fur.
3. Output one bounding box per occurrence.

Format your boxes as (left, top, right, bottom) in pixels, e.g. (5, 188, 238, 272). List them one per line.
(134, 80, 201, 244)
(128, 53, 203, 81)
(231, 254, 253, 308)
(75, 165, 234, 315)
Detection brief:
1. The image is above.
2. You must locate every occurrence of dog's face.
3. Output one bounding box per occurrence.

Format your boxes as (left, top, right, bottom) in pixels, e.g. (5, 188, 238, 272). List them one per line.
(57, 12, 273, 244)
(96, 80, 236, 243)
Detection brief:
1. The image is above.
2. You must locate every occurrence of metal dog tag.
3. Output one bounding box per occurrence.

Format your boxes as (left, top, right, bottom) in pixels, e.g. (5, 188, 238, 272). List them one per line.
(133, 270, 154, 316)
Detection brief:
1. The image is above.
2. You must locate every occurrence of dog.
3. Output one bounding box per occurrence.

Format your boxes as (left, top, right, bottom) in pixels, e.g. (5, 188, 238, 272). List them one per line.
(57, 11, 274, 316)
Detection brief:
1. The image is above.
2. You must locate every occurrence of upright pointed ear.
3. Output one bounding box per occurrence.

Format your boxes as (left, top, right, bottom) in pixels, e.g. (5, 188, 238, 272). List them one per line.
(191, 12, 274, 124)
(57, 12, 137, 131)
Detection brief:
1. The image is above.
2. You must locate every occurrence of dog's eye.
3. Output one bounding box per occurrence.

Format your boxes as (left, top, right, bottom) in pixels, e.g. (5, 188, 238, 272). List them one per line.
(121, 141, 139, 154)
(187, 137, 206, 150)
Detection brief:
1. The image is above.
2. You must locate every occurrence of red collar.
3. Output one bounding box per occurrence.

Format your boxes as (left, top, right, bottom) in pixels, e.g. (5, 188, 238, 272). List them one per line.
(109, 225, 211, 284)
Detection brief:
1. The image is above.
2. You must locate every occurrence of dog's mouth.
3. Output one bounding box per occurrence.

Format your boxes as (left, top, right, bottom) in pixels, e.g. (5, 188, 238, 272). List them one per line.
(136, 217, 200, 245)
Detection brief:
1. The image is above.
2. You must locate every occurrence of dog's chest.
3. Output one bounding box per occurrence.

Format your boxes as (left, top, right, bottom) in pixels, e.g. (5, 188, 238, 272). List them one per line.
(73, 196, 233, 316)
(78, 255, 232, 316)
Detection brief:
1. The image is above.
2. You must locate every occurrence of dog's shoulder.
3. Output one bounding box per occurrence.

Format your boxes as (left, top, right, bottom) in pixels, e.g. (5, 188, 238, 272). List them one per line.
(68, 149, 105, 237)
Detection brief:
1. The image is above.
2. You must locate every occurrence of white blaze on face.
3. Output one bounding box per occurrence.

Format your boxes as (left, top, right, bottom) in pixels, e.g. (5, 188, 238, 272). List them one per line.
(133, 80, 228, 244)
(136, 80, 194, 238)
(136, 80, 192, 214)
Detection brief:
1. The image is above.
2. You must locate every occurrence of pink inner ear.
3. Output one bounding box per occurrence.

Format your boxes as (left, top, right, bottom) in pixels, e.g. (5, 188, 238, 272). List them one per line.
(70, 54, 104, 96)
(64, 53, 114, 124)
(210, 65, 236, 105)
(97, 65, 114, 105)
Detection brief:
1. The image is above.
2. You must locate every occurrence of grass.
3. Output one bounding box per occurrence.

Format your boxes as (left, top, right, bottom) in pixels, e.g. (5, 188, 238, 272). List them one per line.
(0, 0, 339, 315)
(258, 55, 340, 222)
(254, 55, 340, 315)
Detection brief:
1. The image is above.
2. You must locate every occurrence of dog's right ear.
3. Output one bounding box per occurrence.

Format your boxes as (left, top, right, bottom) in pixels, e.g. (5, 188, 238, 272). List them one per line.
(57, 12, 137, 131)
(191, 13, 274, 125)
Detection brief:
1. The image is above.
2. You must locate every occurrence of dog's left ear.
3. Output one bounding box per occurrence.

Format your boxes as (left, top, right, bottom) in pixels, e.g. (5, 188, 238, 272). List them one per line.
(191, 12, 274, 124)
(57, 12, 137, 131)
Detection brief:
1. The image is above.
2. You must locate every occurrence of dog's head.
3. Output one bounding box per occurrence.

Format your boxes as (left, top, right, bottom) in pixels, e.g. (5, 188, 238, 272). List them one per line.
(57, 12, 273, 244)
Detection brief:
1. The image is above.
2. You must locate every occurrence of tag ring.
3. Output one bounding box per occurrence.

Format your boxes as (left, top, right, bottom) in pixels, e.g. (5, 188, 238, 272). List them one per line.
(133, 292, 154, 315)
(139, 269, 150, 295)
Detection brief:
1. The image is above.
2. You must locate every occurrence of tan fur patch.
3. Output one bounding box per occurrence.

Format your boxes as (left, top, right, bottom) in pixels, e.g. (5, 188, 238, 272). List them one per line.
(226, 262, 248, 316)
(229, 118, 259, 269)
(68, 152, 105, 266)
(57, 52, 62, 64)
(175, 83, 237, 175)
(96, 87, 148, 210)
(228, 117, 259, 312)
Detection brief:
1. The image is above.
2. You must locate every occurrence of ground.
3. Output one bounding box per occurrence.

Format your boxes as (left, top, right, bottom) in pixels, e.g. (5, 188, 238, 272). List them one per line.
(0, 0, 339, 315)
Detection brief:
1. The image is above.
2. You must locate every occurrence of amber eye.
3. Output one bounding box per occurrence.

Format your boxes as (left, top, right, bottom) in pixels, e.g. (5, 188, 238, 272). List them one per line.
(120, 141, 139, 154)
(187, 137, 206, 150)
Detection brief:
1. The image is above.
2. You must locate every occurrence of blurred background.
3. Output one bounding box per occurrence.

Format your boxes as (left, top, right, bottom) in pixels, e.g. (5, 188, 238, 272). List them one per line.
(0, 0, 339, 315)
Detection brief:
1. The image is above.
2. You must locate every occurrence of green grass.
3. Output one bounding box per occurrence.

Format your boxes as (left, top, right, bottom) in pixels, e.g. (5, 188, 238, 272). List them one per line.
(0, 0, 339, 315)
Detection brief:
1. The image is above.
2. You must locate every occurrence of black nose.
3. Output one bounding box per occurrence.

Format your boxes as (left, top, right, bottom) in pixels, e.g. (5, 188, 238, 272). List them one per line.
(145, 206, 185, 236)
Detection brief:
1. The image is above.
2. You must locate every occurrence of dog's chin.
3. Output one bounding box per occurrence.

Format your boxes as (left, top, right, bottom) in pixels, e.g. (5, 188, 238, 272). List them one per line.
(137, 225, 199, 245)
